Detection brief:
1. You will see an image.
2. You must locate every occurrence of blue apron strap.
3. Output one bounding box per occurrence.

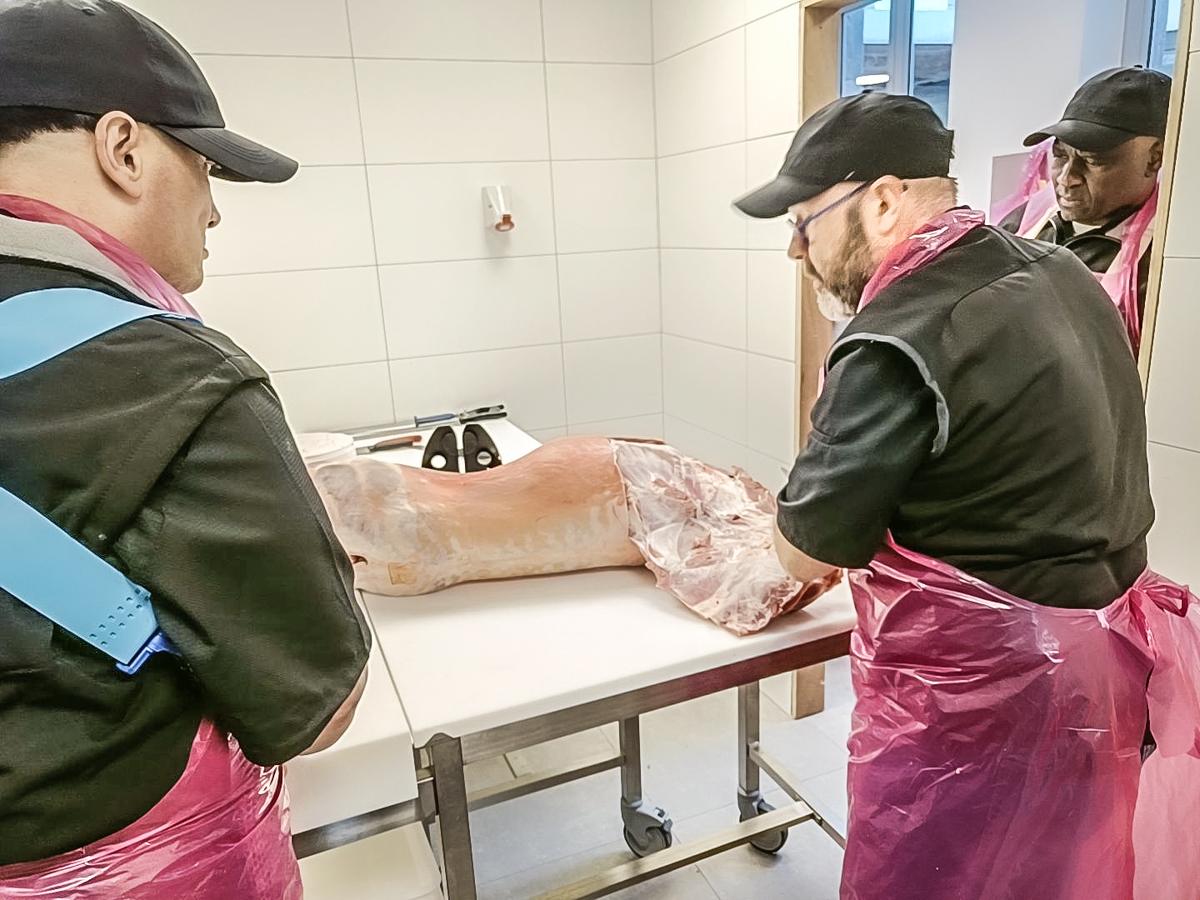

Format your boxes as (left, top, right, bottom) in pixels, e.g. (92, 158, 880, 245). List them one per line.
(0, 485, 170, 673)
(0, 288, 187, 674)
(0, 286, 187, 380)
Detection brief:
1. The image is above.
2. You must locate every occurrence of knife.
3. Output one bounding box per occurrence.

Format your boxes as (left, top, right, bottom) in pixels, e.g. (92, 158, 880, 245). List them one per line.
(351, 405, 509, 441)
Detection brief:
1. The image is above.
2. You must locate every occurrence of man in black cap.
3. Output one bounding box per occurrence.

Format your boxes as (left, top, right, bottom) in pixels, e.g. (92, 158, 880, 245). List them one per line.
(1000, 66, 1172, 329)
(0, 2, 368, 895)
(737, 92, 1157, 897)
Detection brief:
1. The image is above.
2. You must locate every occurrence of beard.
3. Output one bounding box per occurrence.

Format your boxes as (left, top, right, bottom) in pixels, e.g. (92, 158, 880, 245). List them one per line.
(806, 208, 875, 323)
(815, 288, 857, 322)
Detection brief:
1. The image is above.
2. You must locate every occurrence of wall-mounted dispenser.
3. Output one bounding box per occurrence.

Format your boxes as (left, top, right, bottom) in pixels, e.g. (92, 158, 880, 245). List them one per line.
(482, 186, 515, 232)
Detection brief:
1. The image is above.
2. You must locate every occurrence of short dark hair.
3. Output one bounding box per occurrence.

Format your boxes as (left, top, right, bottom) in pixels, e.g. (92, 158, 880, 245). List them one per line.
(0, 107, 100, 152)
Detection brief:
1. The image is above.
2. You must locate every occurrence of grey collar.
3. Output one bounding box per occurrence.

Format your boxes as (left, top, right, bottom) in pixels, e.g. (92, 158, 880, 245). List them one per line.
(0, 214, 154, 305)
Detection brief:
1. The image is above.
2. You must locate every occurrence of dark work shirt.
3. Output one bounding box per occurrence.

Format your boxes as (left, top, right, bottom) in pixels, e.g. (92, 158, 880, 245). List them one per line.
(999, 201, 1152, 323)
(0, 259, 371, 864)
(779, 226, 1154, 609)
(778, 343, 937, 568)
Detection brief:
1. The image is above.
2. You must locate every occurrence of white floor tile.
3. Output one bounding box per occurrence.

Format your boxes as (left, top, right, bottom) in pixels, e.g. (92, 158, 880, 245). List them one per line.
(469, 770, 626, 885)
(466, 756, 517, 794)
(697, 813, 843, 900)
(824, 656, 854, 709)
(795, 767, 849, 838)
(506, 728, 619, 779)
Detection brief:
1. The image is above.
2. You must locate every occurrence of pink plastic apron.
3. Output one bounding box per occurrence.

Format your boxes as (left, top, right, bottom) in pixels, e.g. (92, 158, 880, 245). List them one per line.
(0, 721, 302, 899)
(841, 538, 1200, 900)
(838, 211, 1200, 899)
(986, 142, 1155, 355)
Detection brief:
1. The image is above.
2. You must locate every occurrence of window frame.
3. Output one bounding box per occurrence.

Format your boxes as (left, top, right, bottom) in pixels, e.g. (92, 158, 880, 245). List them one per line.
(1125, 0, 1181, 73)
(840, 0, 950, 103)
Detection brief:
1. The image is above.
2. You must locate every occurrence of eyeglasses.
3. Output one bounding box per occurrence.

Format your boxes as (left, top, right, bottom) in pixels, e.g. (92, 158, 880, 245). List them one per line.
(786, 183, 869, 252)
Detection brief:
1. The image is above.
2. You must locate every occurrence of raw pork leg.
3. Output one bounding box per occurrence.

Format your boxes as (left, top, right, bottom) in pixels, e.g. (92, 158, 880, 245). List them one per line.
(614, 441, 842, 635)
(312, 437, 840, 634)
(313, 437, 642, 596)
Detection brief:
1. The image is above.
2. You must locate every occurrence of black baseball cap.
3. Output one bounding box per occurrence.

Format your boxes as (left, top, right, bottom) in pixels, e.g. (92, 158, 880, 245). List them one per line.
(735, 92, 955, 219)
(1024, 66, 1172, 153)
(0, 0, 298, 183)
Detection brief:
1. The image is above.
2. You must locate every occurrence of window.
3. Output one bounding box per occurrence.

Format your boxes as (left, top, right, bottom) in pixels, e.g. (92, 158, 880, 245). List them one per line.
(1126, 0, 1182, 76)
(840, 0, 957, 122)
(1148, 0, 1181, 76)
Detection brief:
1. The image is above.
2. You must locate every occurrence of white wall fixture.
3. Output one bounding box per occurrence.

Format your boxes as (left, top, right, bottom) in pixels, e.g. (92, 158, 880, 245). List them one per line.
(483, 185, 515, 232)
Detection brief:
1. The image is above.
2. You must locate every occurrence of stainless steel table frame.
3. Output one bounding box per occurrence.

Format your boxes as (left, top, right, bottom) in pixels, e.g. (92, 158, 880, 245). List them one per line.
(416, 630, 852, 899)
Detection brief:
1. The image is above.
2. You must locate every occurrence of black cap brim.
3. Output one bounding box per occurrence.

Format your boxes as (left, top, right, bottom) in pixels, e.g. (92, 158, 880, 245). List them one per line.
(733, 174, 830, 219)
(161, 125, 299, 183)
(1023, 119, 1141, 153)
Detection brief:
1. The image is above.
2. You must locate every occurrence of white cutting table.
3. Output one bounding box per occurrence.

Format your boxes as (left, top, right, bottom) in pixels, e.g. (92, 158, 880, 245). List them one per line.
(286, 625, 418, 844)
(360, 421, 856, 899)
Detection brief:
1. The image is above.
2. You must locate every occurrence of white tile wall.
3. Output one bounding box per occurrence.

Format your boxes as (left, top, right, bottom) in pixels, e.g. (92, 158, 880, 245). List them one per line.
(558, 250, 660, 341)
(528, 426, 570, 442)
(568, 414, 664, 438)
(655, 30, 746, 157)
(390, 345, 567, 430)
(652, 0, 745, 62)
(745, 0, 797, 22)
(193, 268, 386, 372)
(1166, 57, 1200, 258)
(547, 65, 656, 160)
(662, 335, 748, 442)
(655, 2, 799, 471)
(135, 2, 666, 435)
(745, 5, 800, 140)
(1143, 33, 1200, 590)
(661, 250, 747, 348)
(1146, 259, 1200, 451)
(273, 363, 394, 433)
(346, 0, 544, 61)
(356, 60, 549, 163)
(368, 162, 556, 264)
(745, 133, 795, 250)
(663, 416, 748, 471)
(207, 168, 376, 276)
(747, 250, 797, 360)
(543, 0, 653, 63)
(196, 57, 364, 167)
(658, 144, 748, 248)
(552, 160, 659, 253)
(128, 0, 352, 56)
(747, 353, 795, 462)
(564, 335, 663, 423)
(379, 256, 561, 358)
(1148, 443, 1200, 589)
(745, 449, 789, 493)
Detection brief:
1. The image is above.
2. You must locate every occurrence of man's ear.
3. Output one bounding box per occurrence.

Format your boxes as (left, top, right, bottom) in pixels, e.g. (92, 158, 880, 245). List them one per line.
(867, 175, 905, 234)
(1148, 138, 1165, 177)
(93, 111, 146, 200)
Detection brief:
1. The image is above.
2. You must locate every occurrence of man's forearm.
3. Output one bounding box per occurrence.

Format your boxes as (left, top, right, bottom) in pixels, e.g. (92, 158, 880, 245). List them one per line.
(303, 666, 368, 756)
(774, 521, 839, 583)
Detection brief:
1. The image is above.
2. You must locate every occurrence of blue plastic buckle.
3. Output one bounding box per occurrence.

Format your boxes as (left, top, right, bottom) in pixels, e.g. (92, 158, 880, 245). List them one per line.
(115, 630, 179, 675)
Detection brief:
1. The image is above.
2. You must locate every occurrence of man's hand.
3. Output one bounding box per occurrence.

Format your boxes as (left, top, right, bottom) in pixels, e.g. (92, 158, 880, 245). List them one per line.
(774, 522, 839, 583)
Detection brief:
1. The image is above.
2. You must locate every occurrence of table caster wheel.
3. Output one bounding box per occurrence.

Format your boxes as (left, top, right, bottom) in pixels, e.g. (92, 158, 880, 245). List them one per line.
(621, 801, 674, 858)
(739, 794, 789, 855)
(623, 824, 672, 858)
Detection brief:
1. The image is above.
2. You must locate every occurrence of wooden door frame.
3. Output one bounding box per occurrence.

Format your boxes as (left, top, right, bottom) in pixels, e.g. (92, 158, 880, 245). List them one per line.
(1138, 0, 1195, 387)
(787, 0, 865, 719)
(786, 0, 1196, 717)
